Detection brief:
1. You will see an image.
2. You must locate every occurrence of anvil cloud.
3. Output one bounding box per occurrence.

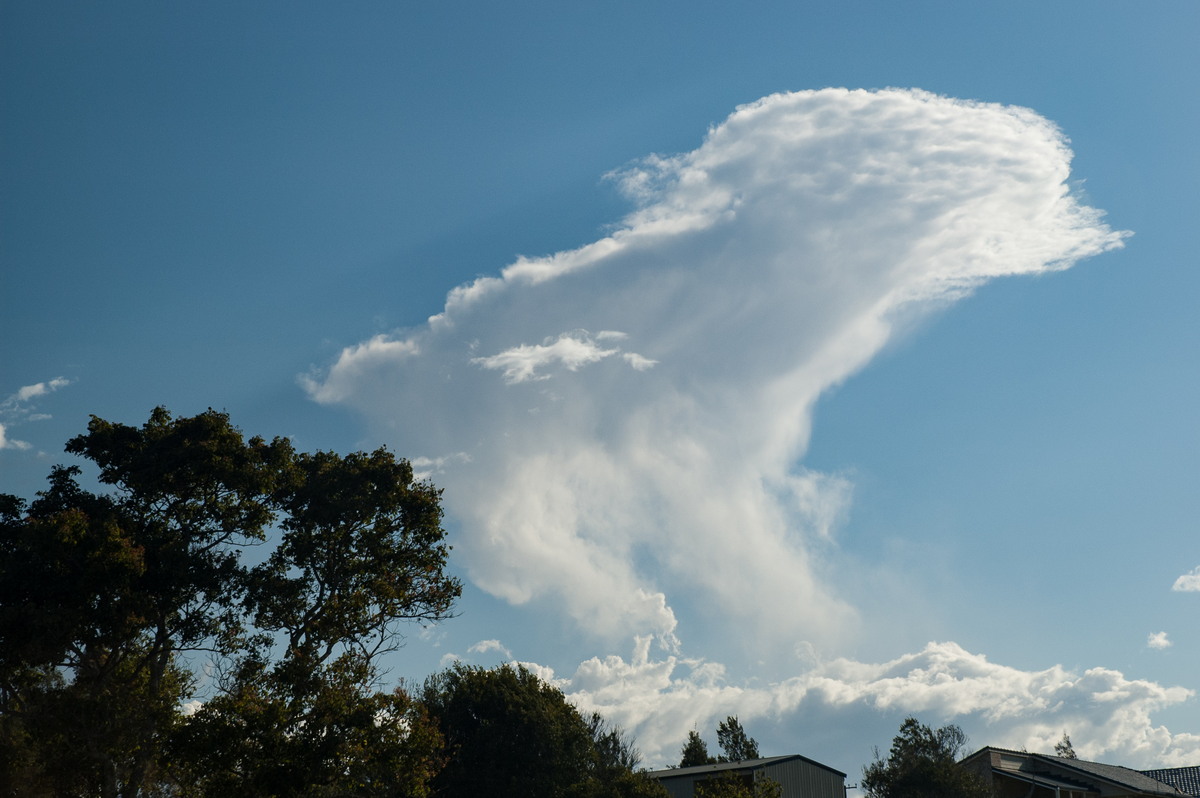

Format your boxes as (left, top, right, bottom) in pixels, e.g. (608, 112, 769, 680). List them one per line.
(308, 88, 1125, 658)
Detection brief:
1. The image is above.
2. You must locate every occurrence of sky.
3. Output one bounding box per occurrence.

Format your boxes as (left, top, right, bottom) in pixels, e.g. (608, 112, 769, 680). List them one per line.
(3, 0, 1200, 784)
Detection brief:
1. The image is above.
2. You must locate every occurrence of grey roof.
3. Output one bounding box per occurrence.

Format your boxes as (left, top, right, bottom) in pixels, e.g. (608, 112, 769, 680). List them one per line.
(990, 768, 1097, 793)
(969, 748, 1186, 797)
(1142, 767, 1200, 797)
(646, 754, 846, 780)
(1042, 755, 1185, 797)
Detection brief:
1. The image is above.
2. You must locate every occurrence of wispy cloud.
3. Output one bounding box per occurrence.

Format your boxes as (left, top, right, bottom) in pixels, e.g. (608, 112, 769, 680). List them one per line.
(1, 377, 73, 450)
(471, 330, 622, 384)
(2, 377, 72, 413)
(306, 88, 1126, 653)
(10, 378, 71, 404)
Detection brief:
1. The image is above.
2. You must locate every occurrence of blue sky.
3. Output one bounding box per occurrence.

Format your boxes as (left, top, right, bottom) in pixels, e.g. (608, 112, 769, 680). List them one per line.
(3, 0, 1199, 781)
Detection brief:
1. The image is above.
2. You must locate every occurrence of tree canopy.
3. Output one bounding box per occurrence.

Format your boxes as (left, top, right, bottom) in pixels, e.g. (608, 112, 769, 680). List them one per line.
(1, 407, 669, 797)
(1054, 732, 1078, 759)
(419, 662, 666, 798)
(677, 716, 761, 768)
(861, 717, 990, 798)
(716, 716, 760, 762)
(0, 408, 460, 797)
(680, 729, 715, 767)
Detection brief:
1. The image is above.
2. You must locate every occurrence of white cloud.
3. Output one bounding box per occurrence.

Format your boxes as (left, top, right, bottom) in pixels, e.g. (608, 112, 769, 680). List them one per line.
(410, 452, 472, 481)
(471, 329, 621, 384)
(1147, 632, 1172, 650)
(468, 639, 513, 659)
(622, 352, 658, 371)
(556, 640, 1199, 769)
(0, 423, 31, 451)
(1171, 567, 1200, 592)
(1, 378, 72, 450)
(306, 88, 1126, 654)
(11, 377, 71, 403)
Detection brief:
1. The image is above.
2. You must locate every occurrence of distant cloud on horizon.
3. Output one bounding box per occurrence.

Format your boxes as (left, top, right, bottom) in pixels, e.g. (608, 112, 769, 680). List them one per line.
(558, 639, 1200, 769)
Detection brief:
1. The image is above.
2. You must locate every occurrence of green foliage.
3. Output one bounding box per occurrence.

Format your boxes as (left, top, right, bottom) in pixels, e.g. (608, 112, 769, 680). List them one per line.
(678, 716, 760, 768)
(861, 717, 990, 798)
(696, 772, 783, 798)
(0, 408, 461, 797)
(420, 663, 667, 798)
(1054, 732, 1077, 759)
(680, 729, 715, 767)
(716, 716, 760, 762)
(173, 671, 443, 798)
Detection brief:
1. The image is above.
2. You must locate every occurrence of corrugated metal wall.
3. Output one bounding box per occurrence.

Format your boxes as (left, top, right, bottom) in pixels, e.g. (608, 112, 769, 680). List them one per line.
(760, 758, 845, 798)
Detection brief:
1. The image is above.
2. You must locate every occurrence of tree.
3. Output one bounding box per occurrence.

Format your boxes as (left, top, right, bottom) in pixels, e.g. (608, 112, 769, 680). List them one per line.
(861, 717, 990, 798)
(716, 716, 760, 762)
(678, 717, 760, 768)
(420, 663, 666, 798)
(696, 772, 782, 798)
(1054, 732, 1077, 759)
(680, 729, 716, 767)
(581, 712, 669, 798)
(0, 408, 460, 797)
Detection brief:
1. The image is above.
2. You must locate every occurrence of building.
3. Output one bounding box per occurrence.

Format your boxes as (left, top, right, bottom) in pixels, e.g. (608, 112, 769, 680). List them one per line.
(645, 754, 846, 798)
(960, 747, 1189, 797)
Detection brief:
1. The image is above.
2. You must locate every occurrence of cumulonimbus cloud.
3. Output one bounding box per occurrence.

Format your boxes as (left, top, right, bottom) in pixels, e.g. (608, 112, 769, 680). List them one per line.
(306, 88, 1126, 652)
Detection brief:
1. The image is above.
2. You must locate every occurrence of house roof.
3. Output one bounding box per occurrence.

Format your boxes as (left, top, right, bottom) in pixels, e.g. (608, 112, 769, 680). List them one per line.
(990, 769, 1097, 793)
(965, 747, 1186, 797)
(1049, 756, 1184, 797)
(646, 753, 846, 780)
(1142, 767, 1200, 797)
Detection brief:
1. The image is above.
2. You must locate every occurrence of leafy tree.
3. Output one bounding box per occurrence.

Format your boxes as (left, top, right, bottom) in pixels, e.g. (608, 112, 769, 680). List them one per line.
(420, 663, 666, 798)
(588, 711, 645, 775)
(0, 408, 460, 797)
(861, 717, 989, 798)
(680, 729, 716, 767)
(696, 772, 782, 798)
(1054, 732, 1077, 759)
(716, 716, 760, 762)
(679, 716, 760, 768)
(579, 711, 666, 798)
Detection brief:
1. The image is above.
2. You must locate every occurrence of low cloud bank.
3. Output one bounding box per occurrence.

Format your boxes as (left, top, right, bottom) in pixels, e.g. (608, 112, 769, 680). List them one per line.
(556, 640, 1199, 769)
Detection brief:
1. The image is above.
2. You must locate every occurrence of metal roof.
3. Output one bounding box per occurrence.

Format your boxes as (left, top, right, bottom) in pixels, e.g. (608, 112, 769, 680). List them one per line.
(646, 753, 846, 780)
(1051, 757, 1185, 796)
(990, 768, 1098, 793)
(965, 747, 1186, 797)
(1142, 767, 1200, 798)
